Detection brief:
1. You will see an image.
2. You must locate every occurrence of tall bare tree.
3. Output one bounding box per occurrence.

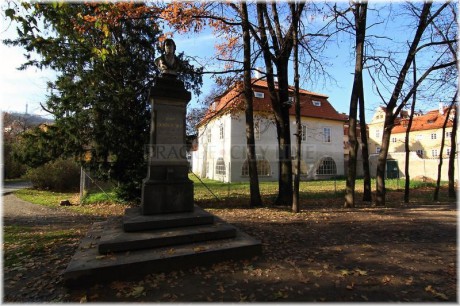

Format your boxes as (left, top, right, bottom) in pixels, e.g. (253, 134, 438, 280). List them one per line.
(434, 92, 457, 201)
(448, 101, 457, 199)
(403, 56, 418, 204)
(240, 2, 263, 207)
(344, 2, 367, 208)
(291, 2, 302, 213)
(372, 2, 455, 206)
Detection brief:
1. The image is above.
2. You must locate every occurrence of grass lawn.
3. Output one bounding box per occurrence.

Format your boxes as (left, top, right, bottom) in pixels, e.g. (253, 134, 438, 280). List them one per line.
(13, 175, 448, 212)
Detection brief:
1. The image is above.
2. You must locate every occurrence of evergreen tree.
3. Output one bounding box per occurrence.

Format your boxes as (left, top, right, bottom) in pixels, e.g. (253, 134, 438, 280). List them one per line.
(5, 3, 202, 200)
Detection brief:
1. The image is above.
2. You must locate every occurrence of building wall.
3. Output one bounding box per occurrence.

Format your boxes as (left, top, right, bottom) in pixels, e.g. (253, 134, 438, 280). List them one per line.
(390, 128, 454, 158)
(367, 107, 386, 154)
(368, 152, 458, 182)
(368, 107, 454, 158)
(193, 111, 345, 182)
(194, 113, 234, 182)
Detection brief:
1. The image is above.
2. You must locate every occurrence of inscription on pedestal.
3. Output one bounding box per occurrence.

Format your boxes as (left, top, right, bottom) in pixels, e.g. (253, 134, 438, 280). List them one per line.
(141, 76, 194, 215)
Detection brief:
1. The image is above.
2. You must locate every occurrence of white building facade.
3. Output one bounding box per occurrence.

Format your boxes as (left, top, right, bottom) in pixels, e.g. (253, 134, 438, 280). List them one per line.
(191, 80, 346, 183)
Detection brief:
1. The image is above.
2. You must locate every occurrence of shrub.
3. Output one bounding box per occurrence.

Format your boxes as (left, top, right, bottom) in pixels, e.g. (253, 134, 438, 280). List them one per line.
(3, 141, 27, 179)
(25, 158, 80, 192)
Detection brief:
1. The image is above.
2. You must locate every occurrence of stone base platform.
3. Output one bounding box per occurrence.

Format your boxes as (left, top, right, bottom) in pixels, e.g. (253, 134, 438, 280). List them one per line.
(99, 218, 237, 254)
(123, 206, 214, 232)
(63, 209, 261, 287)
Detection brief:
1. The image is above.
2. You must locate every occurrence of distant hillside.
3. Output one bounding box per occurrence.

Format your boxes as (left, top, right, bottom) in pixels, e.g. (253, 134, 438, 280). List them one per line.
(6, 112, 54, 126)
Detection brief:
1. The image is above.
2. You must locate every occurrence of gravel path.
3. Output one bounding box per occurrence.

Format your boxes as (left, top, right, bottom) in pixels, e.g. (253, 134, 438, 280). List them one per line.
(2, 194, 95, 227)
(3, 194, 69, 217)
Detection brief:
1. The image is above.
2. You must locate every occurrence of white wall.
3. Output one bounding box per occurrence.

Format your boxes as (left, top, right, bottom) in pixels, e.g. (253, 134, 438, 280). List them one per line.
(368, 152, 458, 182)
(193, 111, 345, 182)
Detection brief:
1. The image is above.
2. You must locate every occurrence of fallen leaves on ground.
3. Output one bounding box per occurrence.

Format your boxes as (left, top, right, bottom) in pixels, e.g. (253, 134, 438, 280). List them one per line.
(3, 194, 457, 302)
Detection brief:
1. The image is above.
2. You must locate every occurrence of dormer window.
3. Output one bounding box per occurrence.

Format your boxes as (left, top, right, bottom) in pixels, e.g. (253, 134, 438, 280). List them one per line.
(254, 91, 264, 98)
(312, 100, 321, 107)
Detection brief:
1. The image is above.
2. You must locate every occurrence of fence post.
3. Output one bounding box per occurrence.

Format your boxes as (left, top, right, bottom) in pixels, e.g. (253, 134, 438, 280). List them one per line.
(79, 167, 85, 204)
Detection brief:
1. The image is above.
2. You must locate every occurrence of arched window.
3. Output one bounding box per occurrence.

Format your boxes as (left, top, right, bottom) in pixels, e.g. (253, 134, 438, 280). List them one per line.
(242, 157, 271, 176)
(215, 158, 226, 175)
(316, 157, 337, 175)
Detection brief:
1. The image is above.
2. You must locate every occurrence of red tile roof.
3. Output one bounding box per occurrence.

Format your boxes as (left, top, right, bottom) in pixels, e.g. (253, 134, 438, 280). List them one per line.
(391, 107, 455, 134)
(198, 79, 346, 127)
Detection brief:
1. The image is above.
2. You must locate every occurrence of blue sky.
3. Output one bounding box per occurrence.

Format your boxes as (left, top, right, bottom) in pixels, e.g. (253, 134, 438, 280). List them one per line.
(1, 2, 452, 120)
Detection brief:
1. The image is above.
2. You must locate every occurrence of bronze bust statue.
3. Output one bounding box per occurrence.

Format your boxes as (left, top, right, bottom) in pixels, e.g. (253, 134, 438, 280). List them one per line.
(155, 38, 180, 75)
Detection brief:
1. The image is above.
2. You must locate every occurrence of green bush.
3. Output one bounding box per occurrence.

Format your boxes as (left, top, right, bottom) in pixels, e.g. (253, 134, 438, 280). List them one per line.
(25, 158, 80, 192)
(3, 141, 27, 179)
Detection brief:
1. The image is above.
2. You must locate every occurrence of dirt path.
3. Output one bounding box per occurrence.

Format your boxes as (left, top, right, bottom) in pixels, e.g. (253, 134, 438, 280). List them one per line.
(2, 193, 457, 302)
(3, 194, 75, 220)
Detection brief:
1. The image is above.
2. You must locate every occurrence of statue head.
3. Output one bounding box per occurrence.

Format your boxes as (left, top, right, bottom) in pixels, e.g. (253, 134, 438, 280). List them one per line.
(163, 38, 176, 55)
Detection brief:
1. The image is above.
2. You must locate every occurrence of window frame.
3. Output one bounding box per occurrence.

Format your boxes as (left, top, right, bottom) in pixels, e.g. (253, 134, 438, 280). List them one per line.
(301, 124, 307, 141)
(215, 158, 226, 176)
(323, 127, 331, 143)
(254, 121, 260, 140)
(316, 157, 337, 175)
(254, 91, 264, 98)
(219, 123, 224, 140)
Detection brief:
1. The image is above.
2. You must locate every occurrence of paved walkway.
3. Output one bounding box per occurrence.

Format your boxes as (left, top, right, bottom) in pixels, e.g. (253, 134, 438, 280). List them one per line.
(2, 193, 90, 227)
(2, 181, 33, 195)
(3, 193, 67, 217)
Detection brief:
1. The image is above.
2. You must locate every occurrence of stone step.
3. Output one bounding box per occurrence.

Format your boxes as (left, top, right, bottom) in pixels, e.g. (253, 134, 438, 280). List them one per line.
(63, 220, 261, 287)
(99, 219, 237, 254)
(123, 206, 214, 232)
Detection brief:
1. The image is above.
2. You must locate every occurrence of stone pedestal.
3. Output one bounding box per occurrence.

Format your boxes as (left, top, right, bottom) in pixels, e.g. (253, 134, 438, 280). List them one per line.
(141, 75, 194, 214)
(63, 75, 261, 287)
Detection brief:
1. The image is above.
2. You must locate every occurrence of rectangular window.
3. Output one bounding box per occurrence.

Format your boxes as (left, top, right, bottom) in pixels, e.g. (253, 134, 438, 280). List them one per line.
(219, 124, 224, 139)
(416, 149, 424, 157)
(431, 133, 437, 140)
(446, 148, 451, 156)
(432, 149, 438, 157)
(302, 124, 307, 141)
(446, 131, 452, 138)
(312, 100, 321, 107)
(323, 127, 331, 143)
(376, 147, 381, 154)
(254, 121, 260, 140)
(416, 134, 423, 141)
(254, 91, 264, 98)
(215, 158, 226, 175)
(375, 129, 380, 138)
(391, 137, 397, 143)
(206, 129, 211, 142)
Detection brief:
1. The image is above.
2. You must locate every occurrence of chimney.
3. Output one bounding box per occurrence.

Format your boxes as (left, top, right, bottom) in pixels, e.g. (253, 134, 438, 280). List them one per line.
(439, 102, 444, 115)
(254, 67, 265, 80)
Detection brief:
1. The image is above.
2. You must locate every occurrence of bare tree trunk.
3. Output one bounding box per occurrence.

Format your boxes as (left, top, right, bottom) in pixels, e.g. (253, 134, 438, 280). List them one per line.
(404, 57, 417, 203)
(256, 3, 298, 206)
(375, 3, 433, 206)
(434, 93, 457, 201)
(345, 2, 367, 208)
(358, 79, 372, 202)
(241, 2, 262, 207)
(291, 3, 301, 213)
(448, 99, 457, 199)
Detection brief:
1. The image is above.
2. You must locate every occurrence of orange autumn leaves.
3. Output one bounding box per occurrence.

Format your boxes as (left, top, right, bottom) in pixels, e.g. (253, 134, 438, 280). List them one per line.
(72, 2, 241, 66)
